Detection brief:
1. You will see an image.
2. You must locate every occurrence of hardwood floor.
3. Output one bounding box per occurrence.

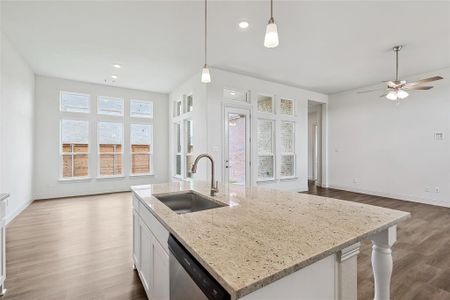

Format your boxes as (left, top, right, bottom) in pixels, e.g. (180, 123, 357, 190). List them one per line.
(307, 181, 450, 300)
(4, 193, 147, 300)
(4, 186, 450, 299)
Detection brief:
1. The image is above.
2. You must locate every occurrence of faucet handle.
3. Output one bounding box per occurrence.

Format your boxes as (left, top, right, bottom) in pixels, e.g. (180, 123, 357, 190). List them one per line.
(215, 180, 219, 193)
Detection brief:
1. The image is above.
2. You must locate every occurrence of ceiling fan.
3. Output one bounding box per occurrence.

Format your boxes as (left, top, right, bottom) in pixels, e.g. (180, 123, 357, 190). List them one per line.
(358, 45, 443, 102)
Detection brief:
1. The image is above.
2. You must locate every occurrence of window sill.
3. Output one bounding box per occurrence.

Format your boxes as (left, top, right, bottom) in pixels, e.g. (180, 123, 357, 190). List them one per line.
(280, 176, 298, 181)
(129, 173, 154, 177)
(256, 178, 276, 183)
(58, 177, 92, 182)
(96, 175, 125, 179)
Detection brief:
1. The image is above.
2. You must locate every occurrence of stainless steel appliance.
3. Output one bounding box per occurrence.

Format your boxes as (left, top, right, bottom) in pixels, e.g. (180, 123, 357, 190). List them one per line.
(168, 235, 230, 300)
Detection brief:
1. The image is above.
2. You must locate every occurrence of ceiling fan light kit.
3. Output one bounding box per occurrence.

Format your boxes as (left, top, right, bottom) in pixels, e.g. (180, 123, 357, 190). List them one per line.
(358, 45, 443, 103)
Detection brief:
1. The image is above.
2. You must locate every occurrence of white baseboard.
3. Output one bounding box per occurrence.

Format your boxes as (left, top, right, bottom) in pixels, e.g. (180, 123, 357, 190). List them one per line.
(6, 199, 34, 225)
(328, 184, 450, 208)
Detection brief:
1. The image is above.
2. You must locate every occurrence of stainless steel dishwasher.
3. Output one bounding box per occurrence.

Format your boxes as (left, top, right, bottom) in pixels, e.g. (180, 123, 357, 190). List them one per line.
(168, 235, 230, 300)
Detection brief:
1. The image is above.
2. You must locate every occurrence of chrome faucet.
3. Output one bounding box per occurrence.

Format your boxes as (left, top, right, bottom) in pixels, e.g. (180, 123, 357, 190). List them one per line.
(191, 154, 219, 196)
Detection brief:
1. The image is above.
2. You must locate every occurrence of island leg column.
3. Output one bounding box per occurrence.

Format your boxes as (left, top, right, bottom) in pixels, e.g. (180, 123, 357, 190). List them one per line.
(370, 225, 397, 300)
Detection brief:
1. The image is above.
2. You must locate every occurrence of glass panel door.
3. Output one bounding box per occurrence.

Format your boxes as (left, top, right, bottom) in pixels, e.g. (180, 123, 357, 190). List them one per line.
(224, 107, 250, 186)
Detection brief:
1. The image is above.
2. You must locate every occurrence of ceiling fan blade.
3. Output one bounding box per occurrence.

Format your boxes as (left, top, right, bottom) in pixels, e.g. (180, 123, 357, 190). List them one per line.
(358, 88, 385, 94)
(380, 93, 388, 98)
(405, 76, 443, 87)
(404, 86, 434, 90)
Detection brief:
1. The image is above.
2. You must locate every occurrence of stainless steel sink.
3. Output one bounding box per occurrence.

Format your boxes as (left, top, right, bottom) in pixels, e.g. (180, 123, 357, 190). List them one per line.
(155, 192, 226, 214)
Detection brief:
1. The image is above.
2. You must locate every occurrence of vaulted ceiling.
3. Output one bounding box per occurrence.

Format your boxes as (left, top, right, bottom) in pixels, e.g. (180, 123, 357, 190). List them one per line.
(2, 1, 449, 94)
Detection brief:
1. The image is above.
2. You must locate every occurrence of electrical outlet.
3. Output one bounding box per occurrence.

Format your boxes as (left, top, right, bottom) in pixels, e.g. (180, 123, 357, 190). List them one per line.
(352, 178, 359, 184)
(425, 187, 430, 192)
(435, 187, 440, 193)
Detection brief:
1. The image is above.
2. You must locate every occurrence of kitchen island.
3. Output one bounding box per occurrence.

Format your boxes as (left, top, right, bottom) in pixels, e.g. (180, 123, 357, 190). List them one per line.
(131, 181, 410, 300)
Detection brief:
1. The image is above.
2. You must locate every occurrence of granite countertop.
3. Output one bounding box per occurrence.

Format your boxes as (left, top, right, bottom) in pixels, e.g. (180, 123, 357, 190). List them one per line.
(0, 194, 9, 202)
(131, 181, 410, 299)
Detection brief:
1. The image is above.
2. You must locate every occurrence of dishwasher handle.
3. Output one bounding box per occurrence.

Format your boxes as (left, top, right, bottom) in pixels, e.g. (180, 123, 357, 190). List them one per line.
(168, 235, 230, 300)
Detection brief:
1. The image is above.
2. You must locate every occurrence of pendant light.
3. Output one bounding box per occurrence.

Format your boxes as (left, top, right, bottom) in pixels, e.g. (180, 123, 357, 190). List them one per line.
(201, 0, 211, 83)
(264, 0, 279, 48)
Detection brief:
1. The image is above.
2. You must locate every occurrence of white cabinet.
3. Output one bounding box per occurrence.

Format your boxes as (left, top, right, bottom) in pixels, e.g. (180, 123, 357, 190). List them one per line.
(140, 222, 154, 293)
(133, 195, 169, 300)
(152, 239, 170, 300)
(132, 210, 141, 270)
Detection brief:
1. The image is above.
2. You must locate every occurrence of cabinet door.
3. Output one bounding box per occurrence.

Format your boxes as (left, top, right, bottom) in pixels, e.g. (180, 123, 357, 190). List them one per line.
(140, 221, 154, 293)
(133, 210, 141, 270)
(152, 239, 170, 300)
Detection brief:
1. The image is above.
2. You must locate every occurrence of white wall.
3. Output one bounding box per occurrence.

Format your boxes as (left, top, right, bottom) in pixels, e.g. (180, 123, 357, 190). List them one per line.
(168, 73, 208, 181)
(34, 76, 169, 199)
(328, 67, 450, 207)
(0, 32, 35, 222)
(170, 68, 328, 192)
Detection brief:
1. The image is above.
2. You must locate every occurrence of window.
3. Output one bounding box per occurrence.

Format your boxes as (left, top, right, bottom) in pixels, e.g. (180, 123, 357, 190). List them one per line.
(98, 121, 123, 176)
(257, 95, 273, 113)
(280, 98, 294, 115)
(174, 101, 182, 117)
(185, 95, 193, 113)
(223, 89, 247, 102)
(130, 124, 153, 175)
(60, 120, 89, 178)
(257, 119, 275, 180)
(97, 96, 124, 116)
(185, 120, 193, 178)
(175, 123, 182, 176)
(60, 91, 90, 113)
(130, 100, 153, 118)
(280, 122, 295, 177)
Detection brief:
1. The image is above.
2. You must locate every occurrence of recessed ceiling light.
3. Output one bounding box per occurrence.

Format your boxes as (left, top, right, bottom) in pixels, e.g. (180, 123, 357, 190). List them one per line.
(238, 21, 249, 30)
(113, 64, 121, 69)
(111, 75, 118, 79)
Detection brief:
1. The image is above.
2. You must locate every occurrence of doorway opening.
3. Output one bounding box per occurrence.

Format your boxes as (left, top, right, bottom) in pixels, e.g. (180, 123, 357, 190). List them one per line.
(224, 107, 250, 186)
(308, 100, 324, 190)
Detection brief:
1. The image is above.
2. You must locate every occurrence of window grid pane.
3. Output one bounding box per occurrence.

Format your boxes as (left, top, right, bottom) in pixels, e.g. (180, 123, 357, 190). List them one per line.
(60, 92, 90, 113)
(257, 95, 273, 113)
(280, 99, 294, 115)
(131, 124, 153, 174)
(281, 155, 295, 177)
(98, 122, 123, 176)
(257, 155, 274, 179)
(61, 120, 89, 178)
(257, 120, 274, 154)
(280, 122, 295, 153)
(98, 96, 124, 116)
(130, 100, 153, 118)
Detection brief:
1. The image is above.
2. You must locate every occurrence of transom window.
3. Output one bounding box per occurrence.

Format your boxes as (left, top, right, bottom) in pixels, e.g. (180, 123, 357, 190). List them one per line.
(60, 91, 90, 113)
(97, 96, 124, 116)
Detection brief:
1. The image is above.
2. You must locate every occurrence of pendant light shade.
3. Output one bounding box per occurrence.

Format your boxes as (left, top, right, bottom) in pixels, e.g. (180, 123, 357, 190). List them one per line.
(201, 0, 211, 83)
(264, 0, 279, 48)
(201, 64, 211, 83)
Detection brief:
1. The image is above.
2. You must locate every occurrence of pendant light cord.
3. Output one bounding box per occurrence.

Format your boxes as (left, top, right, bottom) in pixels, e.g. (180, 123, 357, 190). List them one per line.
(395, 48, 399, 81)
(271, 0, 273, 19)
(204, 0, 208, 66)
